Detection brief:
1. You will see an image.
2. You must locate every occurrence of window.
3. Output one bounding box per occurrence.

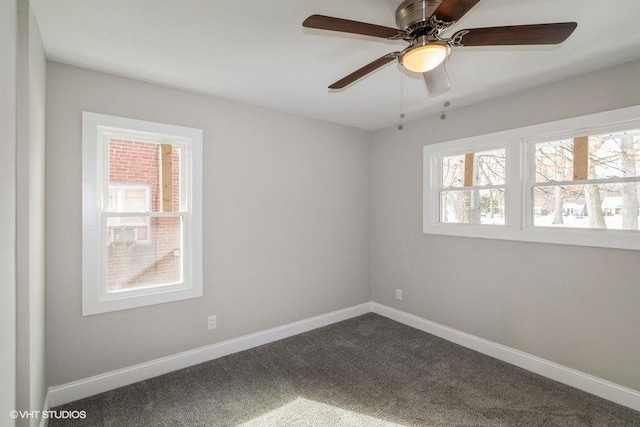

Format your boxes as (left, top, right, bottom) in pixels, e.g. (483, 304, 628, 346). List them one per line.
(82, 112, 203, 315)
(424, 105, 640, 250)
(438, 147, 507, 225)
(529, 129, 640, 231)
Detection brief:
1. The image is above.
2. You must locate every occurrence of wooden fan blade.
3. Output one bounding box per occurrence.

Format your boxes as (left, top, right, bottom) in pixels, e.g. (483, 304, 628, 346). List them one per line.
(453, 22, 577, 46)
(432, 0, 482, 23)
(303, 15, 404, 39)
(329, 54, 399, 89)
(423, 62, 451, 97)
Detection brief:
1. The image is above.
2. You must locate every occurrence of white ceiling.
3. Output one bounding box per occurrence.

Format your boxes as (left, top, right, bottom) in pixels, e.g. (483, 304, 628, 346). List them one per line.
(31, 0, 640, 131)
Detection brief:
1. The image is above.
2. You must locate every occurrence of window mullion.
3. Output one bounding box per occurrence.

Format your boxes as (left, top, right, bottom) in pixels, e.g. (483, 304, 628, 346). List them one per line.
(439, 184, 506, 192)
(532, 176, 640, 188)
(103, 211, 187, 218)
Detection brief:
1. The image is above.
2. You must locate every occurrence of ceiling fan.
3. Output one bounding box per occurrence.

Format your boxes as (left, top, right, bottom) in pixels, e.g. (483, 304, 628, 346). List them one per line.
(302, 0, 577, 96)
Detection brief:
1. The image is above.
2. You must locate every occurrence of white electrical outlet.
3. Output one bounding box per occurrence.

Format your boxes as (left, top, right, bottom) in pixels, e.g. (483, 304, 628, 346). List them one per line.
(396, 289, 403, 300)
(207, 315, 217, 330)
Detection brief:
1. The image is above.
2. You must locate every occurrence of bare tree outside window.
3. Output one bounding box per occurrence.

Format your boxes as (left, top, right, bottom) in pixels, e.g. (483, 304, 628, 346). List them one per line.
(532, 129, 640, 230)
(440, 148, 506, 225)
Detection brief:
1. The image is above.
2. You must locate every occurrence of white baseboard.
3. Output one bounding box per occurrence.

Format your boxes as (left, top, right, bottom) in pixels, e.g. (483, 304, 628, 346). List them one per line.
(371, 302, 640, 412)
(47, 302, 371, 407)
(48, 301, 640, 413)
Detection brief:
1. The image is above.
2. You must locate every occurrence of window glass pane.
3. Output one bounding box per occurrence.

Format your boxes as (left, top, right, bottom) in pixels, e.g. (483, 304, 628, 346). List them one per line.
(108, 186, 149, 213)
(107, 216, 183, 291)
(475, 149, 506, 186)
(535, 130, 640, 183)
(109, 216, 149, 236)
(589, 130, 640, 180)
(441, 154, 465, 188)
(109, 139, 182, 212)
(123, 188, 147, 211)
(441, 149, 506, 188)
(440, 189, 506, 225)
(532, 184, 640, 230)
(535, 139, 573, 183)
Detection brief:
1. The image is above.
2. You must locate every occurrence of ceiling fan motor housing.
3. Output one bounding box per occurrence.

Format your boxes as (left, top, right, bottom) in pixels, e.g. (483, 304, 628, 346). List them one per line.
(396, 0, 443, 36)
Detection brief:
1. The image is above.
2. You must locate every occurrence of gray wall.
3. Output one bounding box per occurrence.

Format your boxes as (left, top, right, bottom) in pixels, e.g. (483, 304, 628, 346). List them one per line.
(15, 2, 47, 425)
(46, 63, 372, 386)
(372, 59, 640, 391)
(0, 0, 18, 424)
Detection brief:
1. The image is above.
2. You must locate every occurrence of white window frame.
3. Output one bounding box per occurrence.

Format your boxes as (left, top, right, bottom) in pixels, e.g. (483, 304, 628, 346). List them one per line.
(432, 142, 511, 226)
(424, 135, 522, 242)
(82, 112, 203, 315)
(423, 105, 640, 251)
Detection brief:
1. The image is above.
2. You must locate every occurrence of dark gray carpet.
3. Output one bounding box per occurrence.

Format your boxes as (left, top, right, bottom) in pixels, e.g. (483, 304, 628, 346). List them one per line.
(50, 313, 640, 426)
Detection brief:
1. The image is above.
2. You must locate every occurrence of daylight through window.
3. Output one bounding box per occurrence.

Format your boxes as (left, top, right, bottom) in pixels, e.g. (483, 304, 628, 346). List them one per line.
(439, 148, 507, 225)
(82, 112, 203, 315)
(531, 130, 640, 230)
(423, 106, 640, 250)
(106, 139, 183, 292)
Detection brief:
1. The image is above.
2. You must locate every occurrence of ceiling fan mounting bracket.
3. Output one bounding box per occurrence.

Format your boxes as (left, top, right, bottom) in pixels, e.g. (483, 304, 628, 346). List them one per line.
(427, 15, 456, 36)
(449, 30, 470, 47)
(386, 32, 411, 41)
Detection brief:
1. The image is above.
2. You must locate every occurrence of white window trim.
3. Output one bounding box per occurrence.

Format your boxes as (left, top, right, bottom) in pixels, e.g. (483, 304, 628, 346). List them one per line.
(430, 140, 512, 228)
(82, 112, 203, 315)
(423, 105, 640, 251)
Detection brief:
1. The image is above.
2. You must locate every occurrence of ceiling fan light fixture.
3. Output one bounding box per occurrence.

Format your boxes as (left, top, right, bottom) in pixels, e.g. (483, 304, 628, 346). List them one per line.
(400, 41, 449, 73)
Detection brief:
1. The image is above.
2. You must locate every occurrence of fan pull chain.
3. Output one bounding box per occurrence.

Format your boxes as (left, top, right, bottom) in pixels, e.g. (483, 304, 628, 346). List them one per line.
(439, 56, 451, 120)
(440, 99, 450, 120)
(398, 71, 405, 131)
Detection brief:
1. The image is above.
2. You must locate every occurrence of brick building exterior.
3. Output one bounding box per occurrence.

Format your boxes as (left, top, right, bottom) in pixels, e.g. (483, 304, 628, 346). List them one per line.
(107, 139, 181, 291)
